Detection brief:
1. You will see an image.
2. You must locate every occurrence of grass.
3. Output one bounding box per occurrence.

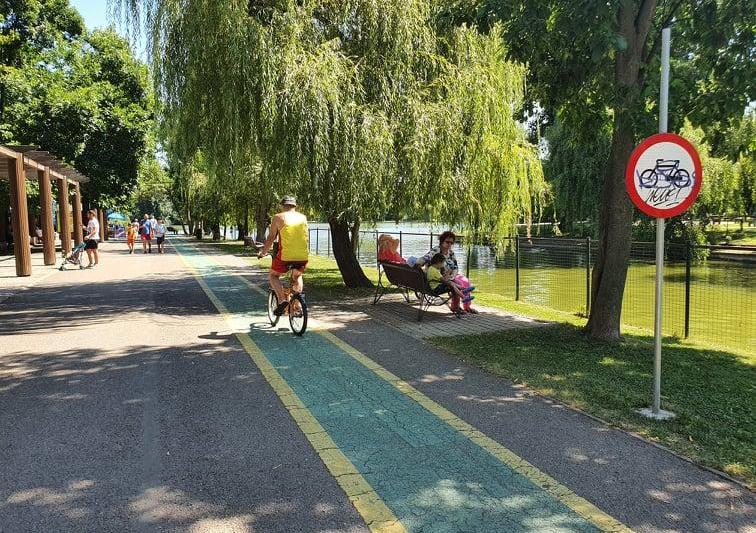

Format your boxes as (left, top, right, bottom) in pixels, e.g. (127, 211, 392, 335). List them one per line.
(432, 325, 756, 488)
(202, 239, 755, 486)
(706, 222, 756, 246)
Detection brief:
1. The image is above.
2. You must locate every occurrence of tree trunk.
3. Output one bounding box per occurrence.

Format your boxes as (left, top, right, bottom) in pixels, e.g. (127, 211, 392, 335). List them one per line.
(211, 223, 221, 241)
(329, 217, 372, 288)
(255, 203, 269, 243)
(350, 220, 360, 254)
(585, 109, 636, 340)
(585, 0, 657, 341)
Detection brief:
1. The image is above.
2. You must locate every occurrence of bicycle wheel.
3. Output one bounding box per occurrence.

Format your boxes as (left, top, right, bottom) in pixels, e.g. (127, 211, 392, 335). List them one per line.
(267, 290, 280, 326)
(672, 169, 691, 188)
(638, 168, 658, 188)
(288, 293, 308, 336)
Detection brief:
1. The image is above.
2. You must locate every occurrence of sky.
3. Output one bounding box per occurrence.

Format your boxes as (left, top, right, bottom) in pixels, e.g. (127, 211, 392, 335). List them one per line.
(69, 0, 146, 56)
(69, 0, 111, 31)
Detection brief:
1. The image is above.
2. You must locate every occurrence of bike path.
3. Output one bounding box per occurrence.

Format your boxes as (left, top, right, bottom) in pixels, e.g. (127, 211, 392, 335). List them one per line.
(175, 242, 630, 533)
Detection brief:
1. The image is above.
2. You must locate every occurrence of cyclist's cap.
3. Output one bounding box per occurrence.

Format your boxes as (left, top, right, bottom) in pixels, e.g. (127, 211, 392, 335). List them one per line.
(281, 195, 297, 206)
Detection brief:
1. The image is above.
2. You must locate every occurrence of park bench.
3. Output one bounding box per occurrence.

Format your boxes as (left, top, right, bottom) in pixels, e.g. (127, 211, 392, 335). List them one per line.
(372, 261, 457, 321)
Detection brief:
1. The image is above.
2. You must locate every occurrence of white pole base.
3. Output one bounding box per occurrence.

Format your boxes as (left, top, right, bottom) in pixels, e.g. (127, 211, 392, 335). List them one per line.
(637, 407, 676, 420)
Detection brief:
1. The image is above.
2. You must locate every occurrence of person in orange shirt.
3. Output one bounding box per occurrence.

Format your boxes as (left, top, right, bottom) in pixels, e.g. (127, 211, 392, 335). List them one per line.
(126, 220, 138, 254)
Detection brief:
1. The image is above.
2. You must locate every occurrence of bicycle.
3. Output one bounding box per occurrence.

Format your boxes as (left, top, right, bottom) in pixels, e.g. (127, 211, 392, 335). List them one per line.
(638, 159, 692, 189)
(254, 243, 308, 336)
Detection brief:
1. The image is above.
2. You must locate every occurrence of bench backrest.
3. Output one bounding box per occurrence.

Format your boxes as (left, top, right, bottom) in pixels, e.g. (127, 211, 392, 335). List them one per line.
(379, 261, 428, 292)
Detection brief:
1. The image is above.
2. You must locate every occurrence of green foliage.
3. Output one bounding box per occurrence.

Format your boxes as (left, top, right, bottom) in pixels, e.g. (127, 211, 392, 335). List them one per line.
(1, 1, 155, 209)
(680, 120, 742, 218)
(116, 0, 546, 251)
(543, 111, 611, 233)
(477, 0, 754, 221)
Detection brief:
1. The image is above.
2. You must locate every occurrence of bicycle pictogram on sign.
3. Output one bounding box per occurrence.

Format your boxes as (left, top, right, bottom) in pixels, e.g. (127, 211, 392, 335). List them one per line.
(626, 133, 702, 218)
(637, 159, 692, 189)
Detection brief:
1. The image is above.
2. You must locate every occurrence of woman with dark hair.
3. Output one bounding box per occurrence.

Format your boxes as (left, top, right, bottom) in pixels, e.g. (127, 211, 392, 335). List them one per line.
(416, 231, 477, 313)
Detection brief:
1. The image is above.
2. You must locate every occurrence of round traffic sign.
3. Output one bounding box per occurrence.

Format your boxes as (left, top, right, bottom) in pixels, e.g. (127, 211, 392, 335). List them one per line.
(625, 133, 702, 218)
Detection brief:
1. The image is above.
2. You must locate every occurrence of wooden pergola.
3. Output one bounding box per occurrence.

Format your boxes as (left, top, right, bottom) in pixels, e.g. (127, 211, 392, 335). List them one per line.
(1, 145, 93, 277)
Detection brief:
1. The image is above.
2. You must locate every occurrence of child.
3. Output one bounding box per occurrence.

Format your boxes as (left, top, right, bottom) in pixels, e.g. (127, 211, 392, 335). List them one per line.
(427, 253, 473, 307)
(126, 220, 138, 254)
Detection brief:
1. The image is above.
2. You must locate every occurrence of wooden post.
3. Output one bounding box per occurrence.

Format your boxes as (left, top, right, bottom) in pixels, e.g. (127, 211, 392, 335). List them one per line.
(38, 168, 56, 265)
(57, 177, 72, 256)
(72, 183, 83, 245)
(8, 155, 32, 276)
(98, 209, 105, 241)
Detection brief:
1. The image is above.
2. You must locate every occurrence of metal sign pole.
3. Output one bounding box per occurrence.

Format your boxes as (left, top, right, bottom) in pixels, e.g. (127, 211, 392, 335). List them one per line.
(642, 27, 675, 420)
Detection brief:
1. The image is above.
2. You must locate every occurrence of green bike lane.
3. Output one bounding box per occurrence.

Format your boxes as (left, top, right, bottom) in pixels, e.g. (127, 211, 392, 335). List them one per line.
(175, 242, 630, 533)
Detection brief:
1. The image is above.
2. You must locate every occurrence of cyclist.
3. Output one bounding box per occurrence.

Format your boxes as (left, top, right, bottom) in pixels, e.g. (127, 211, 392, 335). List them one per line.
(257, 195, 309, 316)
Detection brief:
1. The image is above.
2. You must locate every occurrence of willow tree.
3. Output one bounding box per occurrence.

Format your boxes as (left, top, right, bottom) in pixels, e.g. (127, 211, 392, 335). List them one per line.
(114, 0, 544, 286)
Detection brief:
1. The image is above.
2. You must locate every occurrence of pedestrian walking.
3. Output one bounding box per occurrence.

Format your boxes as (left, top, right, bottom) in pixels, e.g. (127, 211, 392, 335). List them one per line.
(154, 218, 167, 253)
(84, 210, 100, 268)
(140, 214, 153, 253)
(126, 220, 138, 254)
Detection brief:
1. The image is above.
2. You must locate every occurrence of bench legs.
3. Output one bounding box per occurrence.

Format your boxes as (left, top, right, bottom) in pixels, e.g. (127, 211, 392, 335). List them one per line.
(372, 270, 386, 305)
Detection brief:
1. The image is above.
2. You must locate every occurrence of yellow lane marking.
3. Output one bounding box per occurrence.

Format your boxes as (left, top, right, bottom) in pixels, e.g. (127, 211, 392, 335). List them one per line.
(175, 245, 407, 533)
(320, 330, 634, 533)
(185, 244, 631, 532)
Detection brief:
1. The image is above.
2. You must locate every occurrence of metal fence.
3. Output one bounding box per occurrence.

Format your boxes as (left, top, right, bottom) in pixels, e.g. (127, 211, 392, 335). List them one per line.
(308, 227, 755, 352)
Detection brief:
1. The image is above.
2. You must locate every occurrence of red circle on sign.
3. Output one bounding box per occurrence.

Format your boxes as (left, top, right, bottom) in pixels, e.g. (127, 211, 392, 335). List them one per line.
(625, 133, 702, 218)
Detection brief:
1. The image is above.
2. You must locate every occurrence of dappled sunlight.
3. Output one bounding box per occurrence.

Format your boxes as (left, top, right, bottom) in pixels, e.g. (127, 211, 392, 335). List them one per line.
(416, 369, 465, 384)
(404, 478, 591, 532)
(456, 393, 529, 405)
(5, 480, 95, 521)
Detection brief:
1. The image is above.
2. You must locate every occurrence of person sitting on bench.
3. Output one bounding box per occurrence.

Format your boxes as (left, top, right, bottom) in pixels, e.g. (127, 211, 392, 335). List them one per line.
(416, 231, 477, 313)
(377, 234, 406, 264)
(427, 253, 473, 307)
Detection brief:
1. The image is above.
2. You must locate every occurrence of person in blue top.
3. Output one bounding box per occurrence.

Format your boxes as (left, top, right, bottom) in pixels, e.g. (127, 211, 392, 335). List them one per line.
(140, 214, 154, 253)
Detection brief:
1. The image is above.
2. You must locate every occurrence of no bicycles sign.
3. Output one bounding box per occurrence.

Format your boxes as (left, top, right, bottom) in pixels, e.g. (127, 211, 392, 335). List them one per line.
(626, 132, 703, 218)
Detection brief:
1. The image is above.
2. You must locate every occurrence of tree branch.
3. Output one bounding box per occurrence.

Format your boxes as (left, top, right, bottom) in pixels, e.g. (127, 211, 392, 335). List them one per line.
(643, 0, 687, 64)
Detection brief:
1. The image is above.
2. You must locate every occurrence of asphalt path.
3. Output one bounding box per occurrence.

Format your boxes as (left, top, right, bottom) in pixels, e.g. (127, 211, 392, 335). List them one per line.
(0, 243, 367, 533)
(0, 239, 753, 533)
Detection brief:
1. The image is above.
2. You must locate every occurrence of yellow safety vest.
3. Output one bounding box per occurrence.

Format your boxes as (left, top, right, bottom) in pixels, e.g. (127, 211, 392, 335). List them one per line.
(279, 211, 309, 261)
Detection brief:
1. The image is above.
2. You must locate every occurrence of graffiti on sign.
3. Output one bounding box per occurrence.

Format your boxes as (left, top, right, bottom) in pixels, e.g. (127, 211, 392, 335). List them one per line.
(626, 134, 702, 218)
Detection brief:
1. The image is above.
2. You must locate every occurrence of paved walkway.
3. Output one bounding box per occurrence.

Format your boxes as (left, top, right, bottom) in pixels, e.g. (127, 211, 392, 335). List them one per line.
(0, 239, 753, 533)
(0, 249, 61, 303)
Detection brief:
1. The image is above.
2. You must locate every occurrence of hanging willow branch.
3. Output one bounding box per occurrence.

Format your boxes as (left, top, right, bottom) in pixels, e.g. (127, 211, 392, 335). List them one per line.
(113, 0, 546, 250)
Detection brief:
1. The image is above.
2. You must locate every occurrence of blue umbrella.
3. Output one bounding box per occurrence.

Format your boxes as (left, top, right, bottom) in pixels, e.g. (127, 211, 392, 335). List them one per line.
(107, 212, 128, 221)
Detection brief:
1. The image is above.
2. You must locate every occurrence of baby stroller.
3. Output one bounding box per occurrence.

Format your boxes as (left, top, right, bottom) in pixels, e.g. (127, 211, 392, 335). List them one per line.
(59, 242, 87, 271)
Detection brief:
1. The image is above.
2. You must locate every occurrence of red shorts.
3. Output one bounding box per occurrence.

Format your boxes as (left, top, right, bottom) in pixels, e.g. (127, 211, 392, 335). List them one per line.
(271, 252, 307, 275)
(141, 234, 151, 241)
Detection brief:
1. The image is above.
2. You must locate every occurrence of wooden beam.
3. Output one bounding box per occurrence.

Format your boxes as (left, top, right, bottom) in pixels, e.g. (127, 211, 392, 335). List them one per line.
(8, 155, 32, 276)
(38, 168, 56, 265)
(98, 209, 105, 241)
(73, 183, 83, 245)
(0, 145, 20, 159)
(57, 177, 72, 256)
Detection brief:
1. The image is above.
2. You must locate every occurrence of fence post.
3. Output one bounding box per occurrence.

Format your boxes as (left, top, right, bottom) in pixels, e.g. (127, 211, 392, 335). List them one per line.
(375, 229, 379, 268)
(357, 231, 361, 261)
(315, 228, 319, 255)
(515, 235, 520, 301)
(327, 229, 330, 257)
(430, 231, 434, 250)
(684, 243, 692, 338)
(586, 237, 591, 314)
(399, 231, 403, 257)
(466, 239, 471, 279)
